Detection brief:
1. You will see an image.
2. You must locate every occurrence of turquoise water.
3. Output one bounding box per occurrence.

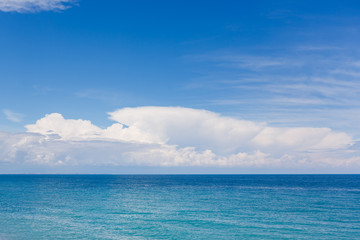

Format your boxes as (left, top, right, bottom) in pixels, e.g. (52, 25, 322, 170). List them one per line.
(0, 175, 359, 239)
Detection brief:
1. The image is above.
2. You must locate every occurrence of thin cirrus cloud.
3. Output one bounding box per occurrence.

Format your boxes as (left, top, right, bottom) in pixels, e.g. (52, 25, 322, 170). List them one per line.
(3, 109, 24, 122)
(0, 106, 357, 172)
(0, 0, 76, 13)
(185, 48, 360, 136)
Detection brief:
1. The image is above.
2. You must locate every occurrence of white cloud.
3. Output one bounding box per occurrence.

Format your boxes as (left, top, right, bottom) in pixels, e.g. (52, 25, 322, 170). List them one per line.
(6, 106, 353, 170)
(3, 109, 24, 122)
(108, 107, 263, 154)
(26, 107, 353, 155)
(0, 0, 76, 13)
(26, 113, 102, 140)
(0, 131, 276, 168)
(108, 107, 353, 154)
(26, 112, 163, 143)
(251, 127, 351, 151)
(0, 106, 357, 172)
(0, 130, 358, 171)
(185, 50, 360, 140)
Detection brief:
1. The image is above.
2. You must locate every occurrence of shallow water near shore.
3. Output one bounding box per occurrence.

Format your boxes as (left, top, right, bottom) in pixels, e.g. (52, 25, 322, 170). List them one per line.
(0, 174, 359, 239)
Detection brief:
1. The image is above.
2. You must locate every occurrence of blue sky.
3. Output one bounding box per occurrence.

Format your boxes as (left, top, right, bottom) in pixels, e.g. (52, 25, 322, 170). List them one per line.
(0, 0, 360, 173)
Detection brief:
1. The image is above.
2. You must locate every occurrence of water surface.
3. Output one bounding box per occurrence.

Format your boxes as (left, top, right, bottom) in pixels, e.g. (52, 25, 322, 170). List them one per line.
(0, 175, 359, 239)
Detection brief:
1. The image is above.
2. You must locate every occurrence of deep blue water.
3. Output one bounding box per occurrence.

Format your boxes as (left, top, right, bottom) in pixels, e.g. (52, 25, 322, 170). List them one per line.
(0, 175, 359, 239)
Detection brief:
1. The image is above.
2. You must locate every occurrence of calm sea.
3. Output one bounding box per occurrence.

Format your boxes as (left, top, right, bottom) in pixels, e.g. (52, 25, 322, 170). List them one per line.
(0, 175, 359, 239)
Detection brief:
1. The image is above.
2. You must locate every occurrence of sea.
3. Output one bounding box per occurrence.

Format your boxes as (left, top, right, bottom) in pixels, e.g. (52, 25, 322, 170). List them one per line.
(0, 174, 359, 239)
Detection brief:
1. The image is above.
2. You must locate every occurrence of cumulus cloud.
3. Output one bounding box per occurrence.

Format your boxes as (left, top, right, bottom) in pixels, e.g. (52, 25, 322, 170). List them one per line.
(0, 106, 358, 171)
(108, 107, 353, 154)
(26, 112, 163, 143)
(0, 0, 76, 13)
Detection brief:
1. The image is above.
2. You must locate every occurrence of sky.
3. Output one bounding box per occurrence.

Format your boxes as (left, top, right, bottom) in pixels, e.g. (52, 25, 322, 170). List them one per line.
(0, 0, 360, 173)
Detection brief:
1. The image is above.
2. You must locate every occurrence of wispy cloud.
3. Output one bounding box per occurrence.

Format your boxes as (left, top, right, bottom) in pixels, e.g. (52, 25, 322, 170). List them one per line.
(3, 109, 24, 122)
(0, 0, 77, 13)
(184, 47, 360, 135)
(75, 89, 120, 104)
(296, 45, 346, 51)
(188, 53, 296, 70)
(330, 69, 360, 77)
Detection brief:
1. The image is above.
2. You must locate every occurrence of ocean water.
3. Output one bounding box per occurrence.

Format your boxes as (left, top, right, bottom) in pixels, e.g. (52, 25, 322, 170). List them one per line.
(0, 175, 359, 239)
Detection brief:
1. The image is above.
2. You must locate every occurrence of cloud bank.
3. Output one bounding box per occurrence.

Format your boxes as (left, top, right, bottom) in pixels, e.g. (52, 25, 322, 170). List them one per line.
(0, 106, 358, 172)
(0, 0, 76, 13)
